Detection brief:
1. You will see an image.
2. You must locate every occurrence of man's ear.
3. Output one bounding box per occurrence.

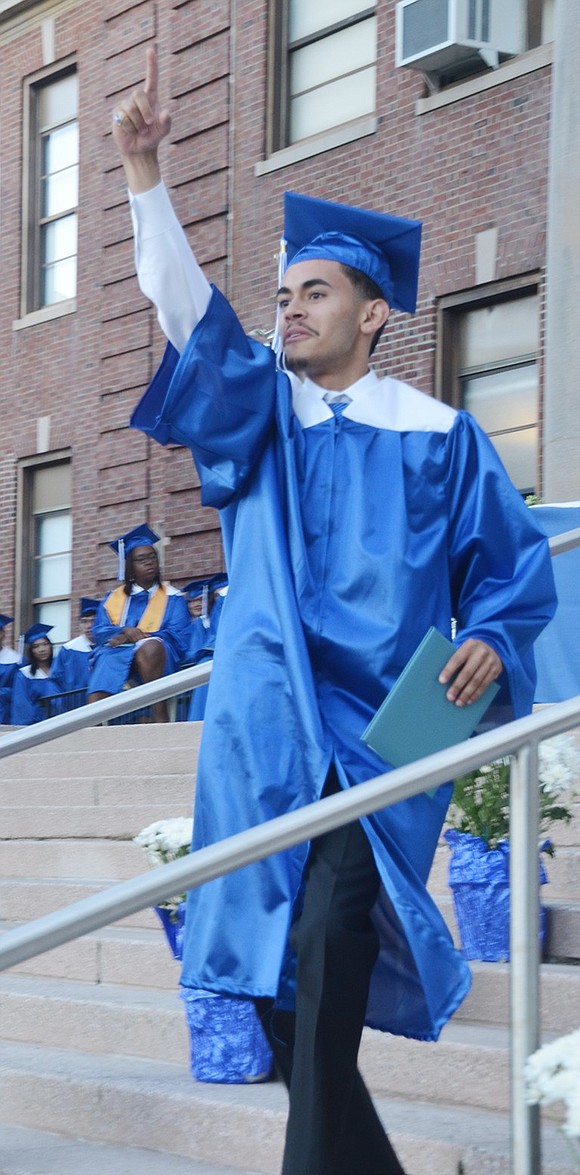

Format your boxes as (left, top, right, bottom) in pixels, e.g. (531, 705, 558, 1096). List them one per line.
(360, 298, 390, 338)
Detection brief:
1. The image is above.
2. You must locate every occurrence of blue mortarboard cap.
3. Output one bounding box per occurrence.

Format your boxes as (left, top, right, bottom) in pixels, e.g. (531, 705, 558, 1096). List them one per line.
(183, 573, 228, 622)
(0, 614, 13, 630)
(80, 598, 100, 617)
(282, 192, 422, 313)
(109, 524, 160, 580)
(23, 623, 53, 644)
(183, 573, 228, 600)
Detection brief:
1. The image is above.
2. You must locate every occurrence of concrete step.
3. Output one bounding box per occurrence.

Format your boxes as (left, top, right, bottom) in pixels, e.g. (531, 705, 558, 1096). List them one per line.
(0, 1123, 261, 1175)
(0, 838, 159, 880)
(0, 746, 199, 779)
(0, 722, 203, 754)
(0, 1041, 575, 1175)
(0, 801, 193, 839)
(0, 878, 163, 929)
(453, 960, 580, 1034)
(0, 922, 181, 988)
(0, 973, 575, 1120)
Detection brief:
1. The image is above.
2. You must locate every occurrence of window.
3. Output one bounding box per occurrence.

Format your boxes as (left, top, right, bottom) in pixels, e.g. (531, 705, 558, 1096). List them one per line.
(17, 458, 72, 646)
(23, 65, 78, 314)
(437, 282, 539, 495)
(268, 0, 377, 152)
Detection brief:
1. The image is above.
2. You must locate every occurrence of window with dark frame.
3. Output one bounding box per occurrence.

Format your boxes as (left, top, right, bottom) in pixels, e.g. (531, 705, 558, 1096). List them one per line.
(437, 280, 540, 496)
(267, 0, 377, 154)
(23, 64, 78, 315)
(18, 458, 73, 648)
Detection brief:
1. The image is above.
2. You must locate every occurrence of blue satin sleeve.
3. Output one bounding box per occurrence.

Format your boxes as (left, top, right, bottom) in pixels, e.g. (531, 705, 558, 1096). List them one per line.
(131, 286, 278, 508)
(445, 412, 557, 717)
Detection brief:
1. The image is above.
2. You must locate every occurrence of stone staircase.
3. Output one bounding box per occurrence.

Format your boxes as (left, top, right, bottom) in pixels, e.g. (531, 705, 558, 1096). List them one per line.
(0, 722, 578, 1174)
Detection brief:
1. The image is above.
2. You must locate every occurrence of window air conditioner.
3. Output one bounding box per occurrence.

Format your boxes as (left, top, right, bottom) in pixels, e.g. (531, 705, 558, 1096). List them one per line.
(395, 0, 524, 87)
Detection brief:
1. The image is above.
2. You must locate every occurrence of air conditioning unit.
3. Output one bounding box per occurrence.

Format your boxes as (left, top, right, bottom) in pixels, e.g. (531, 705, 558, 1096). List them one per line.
(395, 0, 524, 87)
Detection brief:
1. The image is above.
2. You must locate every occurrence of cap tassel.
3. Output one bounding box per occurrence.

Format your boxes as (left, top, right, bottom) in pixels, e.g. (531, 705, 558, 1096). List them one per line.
(118, 538, 125, 582)
(201, 583, 209, 627)
(272, 237, 287, 361)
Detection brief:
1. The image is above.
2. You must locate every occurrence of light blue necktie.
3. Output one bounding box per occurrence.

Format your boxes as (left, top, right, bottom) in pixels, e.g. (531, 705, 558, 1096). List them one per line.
(323, 394, 351, 419)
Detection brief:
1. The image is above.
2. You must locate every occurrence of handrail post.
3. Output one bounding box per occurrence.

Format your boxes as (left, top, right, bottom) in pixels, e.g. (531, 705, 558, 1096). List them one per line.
(509, 740, 541, 1175)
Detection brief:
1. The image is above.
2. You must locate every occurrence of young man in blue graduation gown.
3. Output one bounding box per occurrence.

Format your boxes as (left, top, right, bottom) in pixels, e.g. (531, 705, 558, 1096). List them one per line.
(0, 615, 20, 724)
(52, 597, 99, 705)
(112, 50, 557, 1175)
(88, 525, 190, 723)
(182, 573, 228, 720)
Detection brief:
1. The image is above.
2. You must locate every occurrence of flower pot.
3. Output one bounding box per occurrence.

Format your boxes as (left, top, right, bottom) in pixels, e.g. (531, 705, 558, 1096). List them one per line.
(153, 900, 273, 1083)
(181, 989, 273, 1084)
(444, 830, 548, 962)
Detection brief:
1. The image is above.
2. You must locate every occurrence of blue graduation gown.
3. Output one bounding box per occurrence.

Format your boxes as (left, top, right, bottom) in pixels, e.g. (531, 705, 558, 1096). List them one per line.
(90, 587, 190, 695)
(131, 287, 556, 1041)
(0, 655, 19, 723)
(11, 666, 61, 725)
(185, 595, 225, 720)
(52, 635, 93, 700)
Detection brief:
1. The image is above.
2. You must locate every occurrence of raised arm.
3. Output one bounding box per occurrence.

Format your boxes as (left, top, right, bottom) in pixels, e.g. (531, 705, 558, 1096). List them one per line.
(111, 47, 211, 351)
(112, 46, 169, 193)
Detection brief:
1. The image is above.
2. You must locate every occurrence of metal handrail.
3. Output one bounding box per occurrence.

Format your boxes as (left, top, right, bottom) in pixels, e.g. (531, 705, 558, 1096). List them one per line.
(0, 662, 212, 759)
(1, 697, 580, 1173)
(1, 523, 579, 1175)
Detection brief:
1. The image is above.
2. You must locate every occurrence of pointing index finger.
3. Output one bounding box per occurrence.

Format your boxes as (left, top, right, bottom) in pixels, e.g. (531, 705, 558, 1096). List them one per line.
(144, 45, 158, 101)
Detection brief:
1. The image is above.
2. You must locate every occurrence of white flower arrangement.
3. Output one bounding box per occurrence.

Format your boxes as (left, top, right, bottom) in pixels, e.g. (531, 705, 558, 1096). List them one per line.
(134, 817, 193, 914)
(525, 1028, 580, 1164)
(449, 733, 580, 851)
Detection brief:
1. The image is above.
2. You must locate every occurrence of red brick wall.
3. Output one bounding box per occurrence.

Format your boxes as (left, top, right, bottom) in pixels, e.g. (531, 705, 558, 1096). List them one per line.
(0, 0, 551, 627)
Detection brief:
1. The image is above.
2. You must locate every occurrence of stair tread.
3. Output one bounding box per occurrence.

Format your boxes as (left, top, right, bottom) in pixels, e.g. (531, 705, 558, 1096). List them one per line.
(0, 1123, 260, 1175)
(0, 1041, 574, 1171)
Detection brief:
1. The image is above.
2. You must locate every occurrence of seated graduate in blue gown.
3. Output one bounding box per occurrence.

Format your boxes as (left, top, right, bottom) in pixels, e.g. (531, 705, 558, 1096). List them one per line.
(11, 623, 62, 725)
(52, 597, 100, 707)
(0, 614, 20, 724)
(88, 524, 191, 723)
(182, 573, 228, 720)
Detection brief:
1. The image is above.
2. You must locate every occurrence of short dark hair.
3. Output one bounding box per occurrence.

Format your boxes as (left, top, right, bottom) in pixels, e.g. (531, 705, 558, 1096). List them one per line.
(339, 263, 388, 355)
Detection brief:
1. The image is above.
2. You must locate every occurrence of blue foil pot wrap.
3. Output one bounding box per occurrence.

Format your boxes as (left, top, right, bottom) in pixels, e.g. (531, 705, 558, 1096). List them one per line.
(181, 989, 273, 1084)
(444, 830, 548, 962)
(153, 902, 187, 961)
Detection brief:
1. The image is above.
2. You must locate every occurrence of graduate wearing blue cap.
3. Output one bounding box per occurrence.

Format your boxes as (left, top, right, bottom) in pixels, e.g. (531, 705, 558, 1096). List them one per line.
(52, 598, 101, 704)
(0, 615, 19, 724)
(182, 573, 228, 720)
(10, 624, 63, 726)
(88, 525, 190, 722)
(114, 49, 557, 1175)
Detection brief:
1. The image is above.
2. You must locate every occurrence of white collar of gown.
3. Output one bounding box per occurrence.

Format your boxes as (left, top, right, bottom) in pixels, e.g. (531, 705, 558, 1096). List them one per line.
(289, 368, 456, 434)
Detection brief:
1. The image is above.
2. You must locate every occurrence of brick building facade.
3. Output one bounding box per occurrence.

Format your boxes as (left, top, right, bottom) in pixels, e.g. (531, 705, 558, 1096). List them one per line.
(0, 0, 557, 646)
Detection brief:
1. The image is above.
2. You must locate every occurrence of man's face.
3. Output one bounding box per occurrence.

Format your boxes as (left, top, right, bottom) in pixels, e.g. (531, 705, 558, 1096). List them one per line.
(188, 596, 203, 619)
(277, 259, 375, 382)
(0, 629, 4, 649)
(131, 545, 159, 589)
(79, 614, 95, 638)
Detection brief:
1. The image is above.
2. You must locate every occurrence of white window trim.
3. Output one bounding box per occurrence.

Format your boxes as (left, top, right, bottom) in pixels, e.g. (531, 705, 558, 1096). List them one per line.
(414, 43, 553, 116)
(255, 113, 377, 176)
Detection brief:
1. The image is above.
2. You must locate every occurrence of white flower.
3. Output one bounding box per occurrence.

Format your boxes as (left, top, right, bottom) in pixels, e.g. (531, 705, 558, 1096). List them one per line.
(525, 1028, 580, 1141)
(134, 817, 193, 911)
(539, 734, 580, 796)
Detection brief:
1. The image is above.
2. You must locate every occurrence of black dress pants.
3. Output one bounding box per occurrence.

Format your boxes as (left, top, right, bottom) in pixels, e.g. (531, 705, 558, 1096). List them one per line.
(257, 795, 406, 1175)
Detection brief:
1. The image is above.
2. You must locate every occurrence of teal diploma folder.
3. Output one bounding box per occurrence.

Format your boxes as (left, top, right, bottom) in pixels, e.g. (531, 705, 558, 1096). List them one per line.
(361, 626, 500, 768)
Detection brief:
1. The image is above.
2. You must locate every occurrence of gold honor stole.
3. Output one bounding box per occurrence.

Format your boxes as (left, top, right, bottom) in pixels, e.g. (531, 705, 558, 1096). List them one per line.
(105, 584, 168, 633)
